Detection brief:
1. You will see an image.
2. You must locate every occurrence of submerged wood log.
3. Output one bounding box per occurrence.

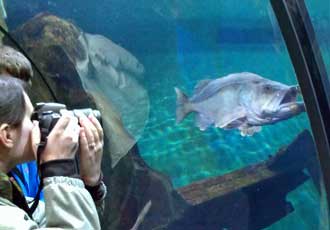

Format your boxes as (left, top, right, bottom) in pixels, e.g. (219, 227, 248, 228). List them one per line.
(177, 130, 317, 205)
(172, 130, 318, 229)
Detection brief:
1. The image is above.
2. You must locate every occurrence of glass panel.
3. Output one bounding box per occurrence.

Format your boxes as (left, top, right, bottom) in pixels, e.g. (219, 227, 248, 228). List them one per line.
(305, 0, 330, 78)
(1, 0, 329, 229)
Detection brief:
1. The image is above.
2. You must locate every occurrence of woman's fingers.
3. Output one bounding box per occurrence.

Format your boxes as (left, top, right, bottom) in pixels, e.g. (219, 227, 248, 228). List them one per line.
(41, 115, 80, 162)
(78, 115, 104, 186)
(79, 127, 89, 152)
(52, 115, 71, 132)
(89, 115, 103, 141)
(79, 115, 97, 146)
(63, 116, 80, 143)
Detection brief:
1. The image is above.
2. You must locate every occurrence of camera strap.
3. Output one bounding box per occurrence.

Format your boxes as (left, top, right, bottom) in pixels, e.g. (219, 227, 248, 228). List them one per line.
(26, 140, 47, 218)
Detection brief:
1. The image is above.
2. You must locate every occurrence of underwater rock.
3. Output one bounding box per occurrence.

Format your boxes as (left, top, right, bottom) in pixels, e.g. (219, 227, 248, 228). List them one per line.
(4, 12, 88, 102)
(10, 13, 86, 62)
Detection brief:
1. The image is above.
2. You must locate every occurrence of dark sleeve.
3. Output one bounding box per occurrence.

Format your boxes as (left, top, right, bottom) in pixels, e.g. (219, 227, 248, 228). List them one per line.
(85, 181, 107, 201)
(40, 159, 79, 179)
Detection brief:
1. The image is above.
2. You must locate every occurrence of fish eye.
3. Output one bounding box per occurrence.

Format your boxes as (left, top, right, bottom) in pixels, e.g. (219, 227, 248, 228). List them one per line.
(263, 85, 272, 93)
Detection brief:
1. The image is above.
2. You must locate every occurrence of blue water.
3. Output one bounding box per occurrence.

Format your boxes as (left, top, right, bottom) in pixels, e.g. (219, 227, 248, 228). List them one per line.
(5, 0, 330, 229)
(138, 44, 308, 187)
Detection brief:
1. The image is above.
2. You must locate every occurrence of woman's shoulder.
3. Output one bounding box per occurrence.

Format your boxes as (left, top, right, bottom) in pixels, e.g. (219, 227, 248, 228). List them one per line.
(0, 198, 39, 228)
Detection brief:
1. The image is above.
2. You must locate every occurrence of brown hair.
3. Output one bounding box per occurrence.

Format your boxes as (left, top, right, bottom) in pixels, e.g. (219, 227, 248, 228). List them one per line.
(0, 75, 27, 126)
(0, 45, 33, 82)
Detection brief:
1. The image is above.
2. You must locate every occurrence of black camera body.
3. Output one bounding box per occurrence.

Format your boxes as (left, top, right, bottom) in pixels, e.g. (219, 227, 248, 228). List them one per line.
(31, 102, 102, 143)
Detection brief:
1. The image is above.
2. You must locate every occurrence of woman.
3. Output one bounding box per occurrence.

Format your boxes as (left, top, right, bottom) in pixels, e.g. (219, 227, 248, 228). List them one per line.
(0, 44, 42, 200)
(0, 75, 105, 229)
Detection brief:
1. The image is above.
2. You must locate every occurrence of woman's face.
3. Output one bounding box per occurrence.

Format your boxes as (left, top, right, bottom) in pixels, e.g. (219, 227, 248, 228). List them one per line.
(10, 92, 39, 164)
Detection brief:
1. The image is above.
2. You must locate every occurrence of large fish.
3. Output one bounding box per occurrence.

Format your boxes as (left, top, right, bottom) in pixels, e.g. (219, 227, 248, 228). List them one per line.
(175, 72, 305, 136)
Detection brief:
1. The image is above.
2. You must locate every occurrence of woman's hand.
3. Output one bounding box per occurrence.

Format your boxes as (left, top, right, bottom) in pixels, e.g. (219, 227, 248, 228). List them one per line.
(78, 115, 104, 186)
(41, 115, 80, 163)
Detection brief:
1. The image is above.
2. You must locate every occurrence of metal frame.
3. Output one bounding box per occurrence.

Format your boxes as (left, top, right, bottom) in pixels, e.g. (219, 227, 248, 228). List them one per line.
(271, 0, 330, 209)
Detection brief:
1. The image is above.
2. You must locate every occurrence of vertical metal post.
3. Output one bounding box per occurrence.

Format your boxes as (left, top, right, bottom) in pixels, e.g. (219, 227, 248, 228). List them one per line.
(271, 0, 330, 211)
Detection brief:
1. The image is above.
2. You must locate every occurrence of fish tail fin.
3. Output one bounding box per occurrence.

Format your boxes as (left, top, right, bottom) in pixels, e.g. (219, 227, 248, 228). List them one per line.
(175, 87, 191, 123)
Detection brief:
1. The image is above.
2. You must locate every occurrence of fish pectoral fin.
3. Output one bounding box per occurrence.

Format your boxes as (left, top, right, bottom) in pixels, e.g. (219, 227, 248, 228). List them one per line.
(239, 125, 262, 136)
(216, 107, 246, 129)
(218, 117, 242, 129)
(196, 113, 213, 131)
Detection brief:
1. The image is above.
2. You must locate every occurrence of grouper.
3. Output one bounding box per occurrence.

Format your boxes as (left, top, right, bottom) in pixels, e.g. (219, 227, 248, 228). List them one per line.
(175, 72, 305, 136)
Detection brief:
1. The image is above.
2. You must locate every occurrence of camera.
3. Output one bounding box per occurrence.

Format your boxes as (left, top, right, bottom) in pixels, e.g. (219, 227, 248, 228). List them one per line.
(31, 102, 102, 143)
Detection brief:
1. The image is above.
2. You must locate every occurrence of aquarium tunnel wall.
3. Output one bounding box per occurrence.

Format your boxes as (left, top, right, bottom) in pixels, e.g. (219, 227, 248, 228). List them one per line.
(1, 0, 330, 229)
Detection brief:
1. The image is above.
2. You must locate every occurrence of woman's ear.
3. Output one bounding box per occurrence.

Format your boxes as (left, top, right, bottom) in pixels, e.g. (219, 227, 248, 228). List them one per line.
(0, 124, 16, 148)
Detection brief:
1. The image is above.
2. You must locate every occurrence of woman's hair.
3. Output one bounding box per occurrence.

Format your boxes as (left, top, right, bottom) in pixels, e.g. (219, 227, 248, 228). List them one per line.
(0, 45, 33, 82)
(0, 75, 27, 126)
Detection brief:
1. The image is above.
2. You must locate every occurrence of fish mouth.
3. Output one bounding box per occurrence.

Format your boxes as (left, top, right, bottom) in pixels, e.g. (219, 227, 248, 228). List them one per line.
(262, 85, 303, 117)
(279, 85, 301, 106)
(260, 85, 305, 122)
(277, 85, 305, 114)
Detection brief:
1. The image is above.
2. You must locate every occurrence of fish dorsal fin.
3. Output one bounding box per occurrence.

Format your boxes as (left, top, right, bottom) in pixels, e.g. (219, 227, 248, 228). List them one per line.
(193, 79, 212, 94)
(191, 73, 263, 103)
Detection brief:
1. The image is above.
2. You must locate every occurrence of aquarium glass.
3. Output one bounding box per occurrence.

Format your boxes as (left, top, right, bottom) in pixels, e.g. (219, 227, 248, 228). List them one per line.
(2, 0, 330, 229)
(306, 0, 330, 77)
